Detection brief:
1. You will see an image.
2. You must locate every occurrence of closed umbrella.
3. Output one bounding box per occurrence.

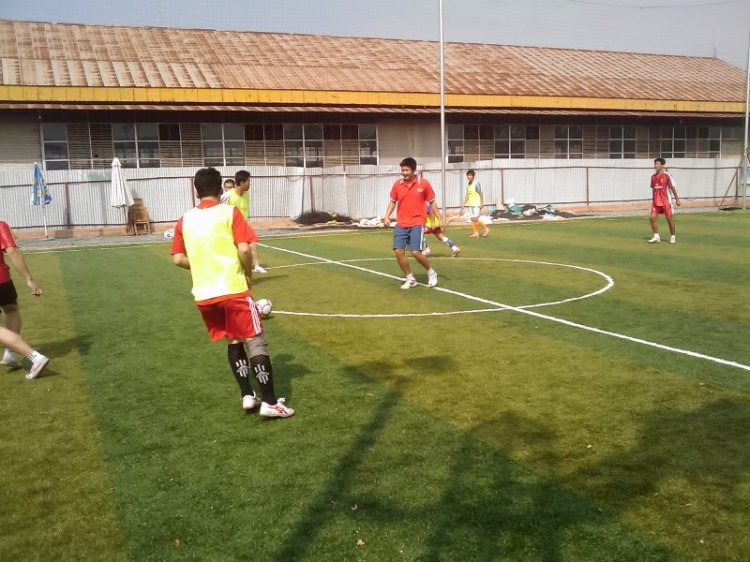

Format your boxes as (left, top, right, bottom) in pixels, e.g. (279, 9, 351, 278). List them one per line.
(110, 158, 135, 232)
(31, 163, 52, 238)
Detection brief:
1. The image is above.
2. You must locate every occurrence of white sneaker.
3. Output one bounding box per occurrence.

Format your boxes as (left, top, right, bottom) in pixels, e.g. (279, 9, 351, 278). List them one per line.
(422, 247, 432, 256)
(670, 236, 676, 244)
(25, 355, 50, 380)
(259, 398, 295, 418)
(1, 350, 22, 369)
(254, 265, 267, 274)
(242, 393, 260, 411)
(647, 236, 660, 244)
(427, 270, 438, 288)
(451, 246, 461, 257)
(401, 277, 418, 290)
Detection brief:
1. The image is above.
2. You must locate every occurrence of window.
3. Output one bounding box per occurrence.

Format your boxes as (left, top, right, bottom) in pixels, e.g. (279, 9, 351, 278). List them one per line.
(201, 124, 246, 166)
(448, 125, 464, 163)
(42, 123, 69, 170)
(304, 124, 324, 168)
(359, 124, 378, 165)
(113, 123, 162, 168)
(553, 126, 582, 159)
(608, 126, 636, 159)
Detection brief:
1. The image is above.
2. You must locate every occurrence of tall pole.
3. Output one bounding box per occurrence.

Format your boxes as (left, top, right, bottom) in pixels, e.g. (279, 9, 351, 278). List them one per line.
(439, 0, 448, 224)
(742, 30, 750, 210)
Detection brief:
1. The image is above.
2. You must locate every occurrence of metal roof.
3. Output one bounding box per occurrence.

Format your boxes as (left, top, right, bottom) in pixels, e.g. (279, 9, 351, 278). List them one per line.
(0, 20, 745, 104)
(0, 102, 741, 119)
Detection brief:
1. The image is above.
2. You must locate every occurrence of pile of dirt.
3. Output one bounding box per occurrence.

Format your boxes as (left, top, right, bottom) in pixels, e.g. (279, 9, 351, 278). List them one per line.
(294, 211, 354, 226)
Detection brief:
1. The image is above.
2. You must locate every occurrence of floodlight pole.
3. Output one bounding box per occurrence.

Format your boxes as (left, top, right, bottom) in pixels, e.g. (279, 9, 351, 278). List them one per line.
(742, 31, 750, 210)
(439, 0, 448, 224)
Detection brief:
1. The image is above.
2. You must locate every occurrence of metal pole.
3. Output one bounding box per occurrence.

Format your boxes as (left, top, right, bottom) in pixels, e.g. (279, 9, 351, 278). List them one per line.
(742, 31, 750, 210)
(439, 0, 448, 224)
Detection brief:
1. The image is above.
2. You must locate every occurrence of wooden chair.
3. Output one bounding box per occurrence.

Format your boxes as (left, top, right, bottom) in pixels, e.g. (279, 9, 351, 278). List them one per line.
(129, 199, 152, 236)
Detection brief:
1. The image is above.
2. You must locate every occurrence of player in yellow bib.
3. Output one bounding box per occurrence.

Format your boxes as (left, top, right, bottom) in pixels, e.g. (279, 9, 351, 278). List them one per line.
(423, 202, 460, 257)
(460, 169, 489, 238)
(221, 171, 267, 274)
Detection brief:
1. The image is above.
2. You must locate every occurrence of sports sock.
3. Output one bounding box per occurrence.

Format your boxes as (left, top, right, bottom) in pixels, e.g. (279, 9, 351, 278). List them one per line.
(441, 237, 455, 249)
(228, 343, 254, 397)
(27, 350, 42, 362)
(250, 354, 277, 405)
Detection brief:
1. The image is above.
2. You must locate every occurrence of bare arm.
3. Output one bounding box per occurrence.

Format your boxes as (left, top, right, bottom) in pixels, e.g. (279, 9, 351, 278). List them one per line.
(669, 185, 680, 206)
(6, 247, 42, 296)
(383, 200, 396, 227)
(172, 253, 190, 270)
(237, 242, 254, 288)
(429, 199, 443, 226)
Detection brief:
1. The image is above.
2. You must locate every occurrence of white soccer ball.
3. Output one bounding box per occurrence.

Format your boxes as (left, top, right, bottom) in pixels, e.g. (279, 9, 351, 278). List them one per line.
(163, 228, 175, 239)
(256, 298, 273, 318)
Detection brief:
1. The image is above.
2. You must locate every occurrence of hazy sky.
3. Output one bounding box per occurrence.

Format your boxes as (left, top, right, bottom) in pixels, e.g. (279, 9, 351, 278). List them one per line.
(1, 0, 749, 69)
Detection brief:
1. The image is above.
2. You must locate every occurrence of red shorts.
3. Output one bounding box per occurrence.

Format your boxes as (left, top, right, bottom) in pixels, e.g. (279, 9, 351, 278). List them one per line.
(651, 204, 673, 218)
(197, 295, 263, 342)
(425, 227, 443, 236)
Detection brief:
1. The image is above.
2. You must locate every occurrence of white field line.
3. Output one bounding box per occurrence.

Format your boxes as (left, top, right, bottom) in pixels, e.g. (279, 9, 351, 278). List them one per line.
(260, 243, 750, 373)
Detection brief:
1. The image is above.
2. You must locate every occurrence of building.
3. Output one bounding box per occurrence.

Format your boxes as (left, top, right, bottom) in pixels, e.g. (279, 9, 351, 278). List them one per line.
(0, 19, 746, 172)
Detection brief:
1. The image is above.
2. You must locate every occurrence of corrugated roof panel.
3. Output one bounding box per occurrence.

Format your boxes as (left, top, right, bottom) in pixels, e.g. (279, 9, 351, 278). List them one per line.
(0, 19, 744, 104)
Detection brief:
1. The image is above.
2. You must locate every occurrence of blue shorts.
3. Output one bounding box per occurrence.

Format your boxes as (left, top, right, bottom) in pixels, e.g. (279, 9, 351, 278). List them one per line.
(393, 225, 425, 252)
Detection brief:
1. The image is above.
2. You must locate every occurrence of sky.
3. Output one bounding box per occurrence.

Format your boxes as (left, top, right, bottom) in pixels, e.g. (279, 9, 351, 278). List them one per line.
(1, 0, 749, 69)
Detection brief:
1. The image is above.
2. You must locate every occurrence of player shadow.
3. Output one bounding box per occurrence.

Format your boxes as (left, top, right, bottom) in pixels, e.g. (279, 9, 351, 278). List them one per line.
(271, 353, 311, 403)
(577, 397, 750, 519)
(41, 336, 89, 360)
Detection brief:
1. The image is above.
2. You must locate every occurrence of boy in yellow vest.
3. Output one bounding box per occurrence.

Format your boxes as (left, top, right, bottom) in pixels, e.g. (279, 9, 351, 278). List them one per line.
(222, 171, 267, 274)
(423, 202, 460, 257)
(171, 168, 293, 418)
(461, 169, 489, 238)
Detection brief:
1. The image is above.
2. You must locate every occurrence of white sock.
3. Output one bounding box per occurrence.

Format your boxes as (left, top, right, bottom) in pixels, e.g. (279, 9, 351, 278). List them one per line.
(27, 350, 41, 362)
(653, 233, 660, 239)
(406, 274, 415, 280)
(428, 269, 436, 275)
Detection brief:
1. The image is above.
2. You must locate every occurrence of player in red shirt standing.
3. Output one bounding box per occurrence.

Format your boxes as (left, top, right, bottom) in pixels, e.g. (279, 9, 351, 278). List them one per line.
(171, 168, 293, 418)
(648, 157, 681, 244)
(383, 158, 441, 289)
(0, 221, 49, 379)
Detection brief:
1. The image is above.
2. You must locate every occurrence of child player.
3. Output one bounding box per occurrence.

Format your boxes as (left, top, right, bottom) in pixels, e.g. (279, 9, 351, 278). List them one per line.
(648, 158, 681, 244)
(422, 202, 460, 257)
(171, 168, 293, 418)
(461, 169, 489, 239)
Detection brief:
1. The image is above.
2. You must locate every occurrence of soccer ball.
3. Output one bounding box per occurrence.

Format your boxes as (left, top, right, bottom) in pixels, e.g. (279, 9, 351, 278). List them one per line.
(163, 227, 175, 239)
(256, 299, 273, 318)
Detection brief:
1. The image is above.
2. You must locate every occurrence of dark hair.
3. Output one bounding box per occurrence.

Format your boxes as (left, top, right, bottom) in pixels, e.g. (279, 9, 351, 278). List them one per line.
(654, 157, 666, 165)
(399, 157, 417, 171)
(467, 169, 476, 176)
(194, 168, 223, 198)
(235, 170, 251, 185)
(223, 178, 235, 186)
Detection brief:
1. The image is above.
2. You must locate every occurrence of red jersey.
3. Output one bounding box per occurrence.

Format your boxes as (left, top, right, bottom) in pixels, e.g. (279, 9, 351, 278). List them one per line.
(0, 221, 17, 284)
(389, 176, 436, 228)
(650, 172, 673, 207)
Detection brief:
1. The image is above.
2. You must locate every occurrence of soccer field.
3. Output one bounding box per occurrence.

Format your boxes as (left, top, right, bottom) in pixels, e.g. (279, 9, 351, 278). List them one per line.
(2, 212, 749, 562)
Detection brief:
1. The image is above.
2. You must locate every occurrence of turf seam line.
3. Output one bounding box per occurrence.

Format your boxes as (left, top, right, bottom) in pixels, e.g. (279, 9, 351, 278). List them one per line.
(260, 243, 750, 373)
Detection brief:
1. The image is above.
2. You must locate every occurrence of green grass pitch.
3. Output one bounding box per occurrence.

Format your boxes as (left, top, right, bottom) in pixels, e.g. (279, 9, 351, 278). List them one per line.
(1, 212, 749, 562)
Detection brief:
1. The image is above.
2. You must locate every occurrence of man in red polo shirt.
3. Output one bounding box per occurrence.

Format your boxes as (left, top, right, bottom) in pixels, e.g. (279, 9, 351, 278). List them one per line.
(383, 157, 441, 289)
(0, 221, 49, 380)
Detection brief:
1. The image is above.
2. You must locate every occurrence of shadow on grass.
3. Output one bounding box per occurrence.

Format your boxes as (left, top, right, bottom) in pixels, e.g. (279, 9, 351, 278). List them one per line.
(272, 353, 311, 403)
(581, 397, 750, 512)
(42, 337, 89, 359)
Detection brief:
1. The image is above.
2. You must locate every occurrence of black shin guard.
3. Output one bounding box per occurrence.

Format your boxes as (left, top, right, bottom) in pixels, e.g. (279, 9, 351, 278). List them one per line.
(228, 343, 254, 397)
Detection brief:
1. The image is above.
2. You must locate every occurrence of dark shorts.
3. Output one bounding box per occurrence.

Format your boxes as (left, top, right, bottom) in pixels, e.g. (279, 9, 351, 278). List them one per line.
(393, 225, 425, 252)
(0, 280, 18, 308)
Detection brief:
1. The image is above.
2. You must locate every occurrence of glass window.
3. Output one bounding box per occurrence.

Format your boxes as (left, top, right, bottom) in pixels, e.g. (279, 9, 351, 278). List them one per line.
(554, 140, 568, 158)
(494, 125, 509, 140)
(44, 142, 68, 160)
(284, 124, 303, 140)
(114, 141, 137, 161)
(623, 126, 637, 139)
(304, 124, 323, 140)
(709, 126, 721, 139)
(494, 140, 509, 158)
(526, 126, 540, 140)
(137, 123, 158, 141)
(341, 125, 359, 140)
(159, 124, 180, 141)
(448, 140, 464, 163)
(464, 126, 479, 140)
(265, 124, 284, 141)
(245, 124, 264, 141)
(448, 124, 464, 139)
(610, 126, 623, 139)
(510, 140, 525, 157)
(42, 123, 67, 141)
(623, 140, 636, 153)
(569, 139, 583, 155)
(358, 124, 377, 140)
(510, 125, 526, 140)
(45, 160, 69, 170)
(223, 124, 245, 140)
(112, 123, 136, 141)
(569, 126, 583, 139)
(555, 126, 569, 140)
(201, 123, 223, 140)
(479, 125, 493, 140)
(323, 125, 341, 140)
